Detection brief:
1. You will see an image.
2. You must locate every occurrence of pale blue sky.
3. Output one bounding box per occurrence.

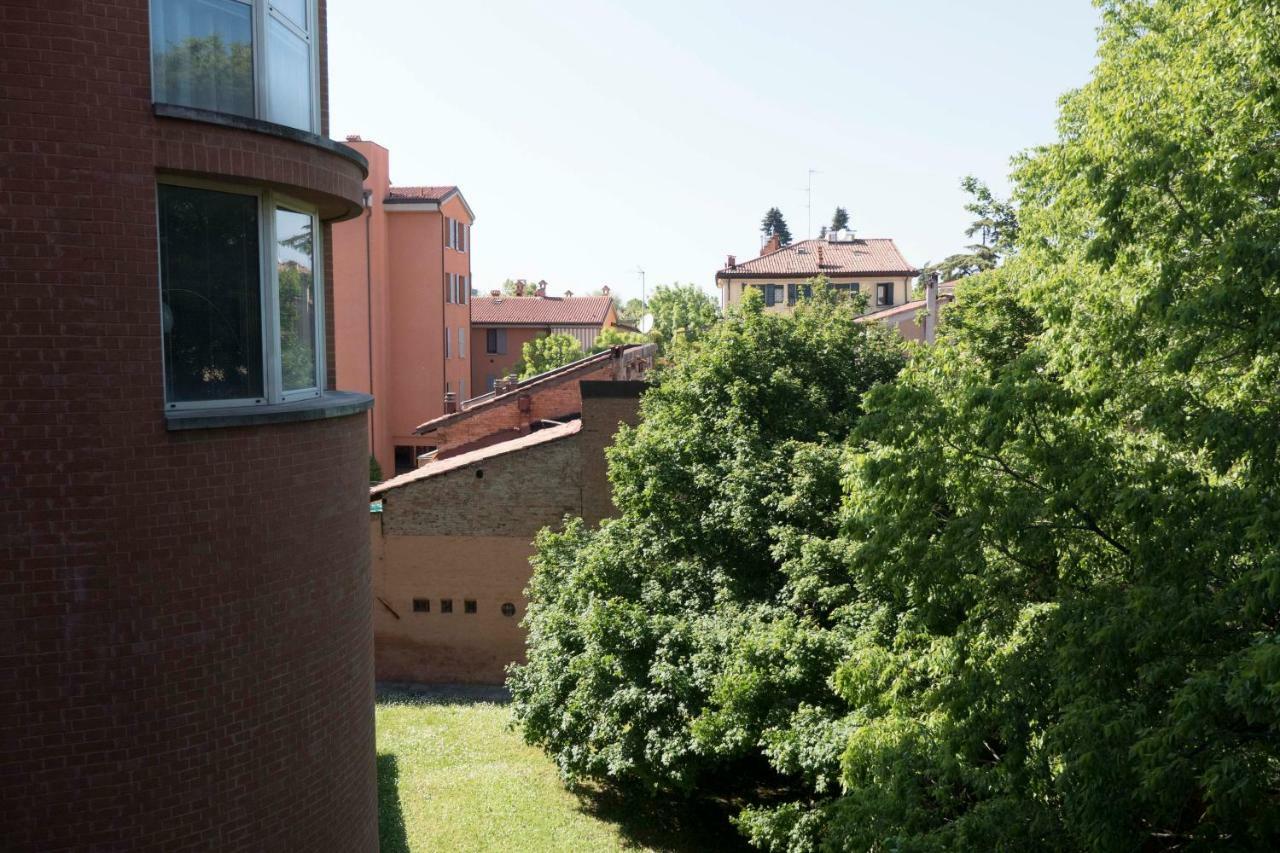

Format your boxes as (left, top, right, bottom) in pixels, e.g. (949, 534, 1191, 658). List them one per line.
(329, 1, 1101, 303)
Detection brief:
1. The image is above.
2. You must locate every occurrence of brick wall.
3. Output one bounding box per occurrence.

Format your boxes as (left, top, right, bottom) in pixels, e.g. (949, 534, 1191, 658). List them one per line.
(0, 1, 376, 849)
(579, 382, 646, 526)
(381, 433, 583, 538)
(424, 364, 613, 456)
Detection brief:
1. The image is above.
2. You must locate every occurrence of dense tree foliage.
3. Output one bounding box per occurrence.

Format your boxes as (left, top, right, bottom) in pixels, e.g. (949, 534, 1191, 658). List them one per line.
(591, 326, 650, 351)
(515, 1, 1280, 849)
(645, 284, 720, 353)
(516, 333, 584, 379)
(761, 207, 793, 246)
(509, 282, 905, 797)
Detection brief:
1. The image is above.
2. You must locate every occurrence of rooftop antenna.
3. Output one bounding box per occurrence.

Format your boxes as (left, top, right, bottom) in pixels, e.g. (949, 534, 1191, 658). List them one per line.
(636, 265, 646, 304)
(801, 168, 821, 239)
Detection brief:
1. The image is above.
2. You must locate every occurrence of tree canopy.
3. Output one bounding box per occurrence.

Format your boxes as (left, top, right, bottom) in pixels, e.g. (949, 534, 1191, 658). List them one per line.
(516, 333, 584, 379)
(760, 207, 793, 246)
(830, 207, 850, 232)
(644, 284, 719, 354)
(514, 1, 1280, 848)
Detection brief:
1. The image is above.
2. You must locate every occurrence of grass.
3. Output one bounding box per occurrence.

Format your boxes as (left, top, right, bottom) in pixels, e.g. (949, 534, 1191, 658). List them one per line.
(375, 684, 750, 853)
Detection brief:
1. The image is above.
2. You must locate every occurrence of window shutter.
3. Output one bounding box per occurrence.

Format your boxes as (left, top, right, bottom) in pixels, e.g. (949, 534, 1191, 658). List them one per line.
(497, 328, 507, 354)
(787, 284, 797, 306)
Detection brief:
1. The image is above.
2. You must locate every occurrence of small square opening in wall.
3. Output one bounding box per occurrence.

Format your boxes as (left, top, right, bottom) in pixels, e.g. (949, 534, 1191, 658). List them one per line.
(412, 598, 429, 613)
(464, 599, 477, 614)
(440, 599, 453, 613)
(501, 603, 517, 617)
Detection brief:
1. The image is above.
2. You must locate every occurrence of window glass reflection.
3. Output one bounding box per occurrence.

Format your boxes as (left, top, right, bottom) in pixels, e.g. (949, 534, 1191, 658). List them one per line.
(152, 0, 254, 117)
(276, 207, 316, 391)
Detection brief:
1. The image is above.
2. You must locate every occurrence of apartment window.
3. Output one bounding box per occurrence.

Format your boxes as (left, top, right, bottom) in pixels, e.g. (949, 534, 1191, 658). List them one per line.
(459, 274, 467, 305)
(464, 599, 477, 614)
(158, 180, 323, 408)
(447, 218, 457, 249)
(412, 598, 429, 613)
(458, 379, 465, 400)
(786, 283, 814, 306)
(486, 328, 507, 354)
(151, 0, 318, 132)
(757, 283, 782, 306)
(394, 445, 414, 475)
(877, 282, 894, 306)
(440, 598, 453, 614)
(458, 328, 465, 360)
(444, 326, 451, 359)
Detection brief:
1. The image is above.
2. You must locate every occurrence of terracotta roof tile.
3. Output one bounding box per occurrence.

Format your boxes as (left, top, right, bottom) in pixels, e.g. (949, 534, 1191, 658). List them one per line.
(385, 185, 457, 203)
(370, 420, 582, 496)
(718, 238, 917, 278)
(470, 295, 614, 326)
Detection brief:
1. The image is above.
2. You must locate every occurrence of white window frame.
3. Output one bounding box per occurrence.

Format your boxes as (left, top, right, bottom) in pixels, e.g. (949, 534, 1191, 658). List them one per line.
(445, 326, 451, 359)
(150, 0, 322, 134)
(458, 327, 465, 359)
(157, 175, 326, 411)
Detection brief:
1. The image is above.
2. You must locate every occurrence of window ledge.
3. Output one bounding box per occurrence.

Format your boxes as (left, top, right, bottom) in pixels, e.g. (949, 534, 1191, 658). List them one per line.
(165, 391, 373, 432)
(153, 103, 369, 177)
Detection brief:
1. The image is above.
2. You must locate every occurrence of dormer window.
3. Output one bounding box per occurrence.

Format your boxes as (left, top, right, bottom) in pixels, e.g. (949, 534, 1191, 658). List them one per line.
(151, 0, 319, 133)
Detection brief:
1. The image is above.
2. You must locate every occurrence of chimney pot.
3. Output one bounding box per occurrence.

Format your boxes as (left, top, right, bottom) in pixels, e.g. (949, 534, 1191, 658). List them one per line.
(490, 289, 501, 298)
(564, 290, 573, 298)
(515, 281, 525, 296)
(345, 134, 362, 142)
(601, 285, 610, 295)
(536, 283, 547, 297)
(763, 233, 782, 256)
(727, 254, 736, 269)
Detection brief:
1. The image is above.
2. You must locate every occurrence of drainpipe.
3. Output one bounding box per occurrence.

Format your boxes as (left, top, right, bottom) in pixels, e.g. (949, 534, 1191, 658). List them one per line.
(363, 188, 375, 459)
(924, 271, 939, 345)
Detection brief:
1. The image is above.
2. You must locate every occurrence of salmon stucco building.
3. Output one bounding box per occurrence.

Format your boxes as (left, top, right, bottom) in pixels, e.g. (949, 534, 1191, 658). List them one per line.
(716, 230, 919, 315)
(370, 347, 654, 684)
(2, 0, 377, 848)
(470, 286, 618, 394)
(331, 139, 475, 477)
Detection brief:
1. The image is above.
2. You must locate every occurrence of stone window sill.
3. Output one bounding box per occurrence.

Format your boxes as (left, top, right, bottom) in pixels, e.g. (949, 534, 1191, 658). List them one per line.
(165, 391, 373, 432)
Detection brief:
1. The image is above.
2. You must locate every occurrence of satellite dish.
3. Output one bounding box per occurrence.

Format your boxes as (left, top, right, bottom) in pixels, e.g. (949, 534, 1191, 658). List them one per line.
(638, 313, 655, 334)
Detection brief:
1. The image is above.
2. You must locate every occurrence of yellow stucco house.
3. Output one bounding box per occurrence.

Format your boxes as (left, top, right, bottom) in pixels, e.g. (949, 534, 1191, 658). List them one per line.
(716, 230, 919, 316)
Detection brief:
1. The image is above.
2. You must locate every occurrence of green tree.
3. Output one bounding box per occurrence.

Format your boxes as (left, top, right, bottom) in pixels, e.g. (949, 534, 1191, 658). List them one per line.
(760, 207, 793, 246)
(516, 333, 584, 379)
(645, 284, 719, 353)
(617, 297, 648, 326)
(830, 206, 850, 232)
(591, 326, 649, 351)
(759, 1, 1280, 848)
(509, 281, 906, 816)
(921, 176, 1020, 285)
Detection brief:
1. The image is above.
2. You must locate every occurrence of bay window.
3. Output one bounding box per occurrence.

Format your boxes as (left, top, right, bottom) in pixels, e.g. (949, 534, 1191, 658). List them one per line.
(151, 0, 319, 133)
(158, 180, 325, 408)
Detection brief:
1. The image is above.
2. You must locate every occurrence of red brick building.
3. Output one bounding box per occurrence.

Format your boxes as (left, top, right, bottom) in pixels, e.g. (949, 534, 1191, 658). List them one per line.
(1, 1, 377, 849)
(370, 380, 648, 684)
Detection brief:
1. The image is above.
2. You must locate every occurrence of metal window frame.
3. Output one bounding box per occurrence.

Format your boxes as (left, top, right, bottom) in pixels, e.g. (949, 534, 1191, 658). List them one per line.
(149, 0, 320, 134)
(157, 175, 326, 411)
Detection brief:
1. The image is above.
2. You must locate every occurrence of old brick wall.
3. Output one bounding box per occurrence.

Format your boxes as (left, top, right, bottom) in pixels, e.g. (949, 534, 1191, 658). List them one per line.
(375, 432, 582, 683)
(0, 0, 376, 849)
(579, 382, 646, 526)
(381, 434, 583, 538)
(423, 363, 615, 456)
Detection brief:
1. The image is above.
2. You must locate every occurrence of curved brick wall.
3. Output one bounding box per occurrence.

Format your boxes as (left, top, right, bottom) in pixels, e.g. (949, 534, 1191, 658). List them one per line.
(0, 0, 378, 849)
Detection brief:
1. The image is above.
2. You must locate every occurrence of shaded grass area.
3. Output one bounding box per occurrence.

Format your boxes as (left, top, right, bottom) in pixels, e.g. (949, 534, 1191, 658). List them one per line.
(376, 684, 749, 852)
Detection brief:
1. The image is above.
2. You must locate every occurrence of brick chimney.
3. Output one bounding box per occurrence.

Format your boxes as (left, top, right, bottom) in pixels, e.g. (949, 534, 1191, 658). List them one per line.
(536, 281, 547, 298)
(601, 285, 610, 296)
(564, 289, 573, 297)
(515, 279, 526, 296)
(762, 233, 782, 256)
(726, 254, 736, 269)
(490, 289, 501, 298)
(443, 391, 458, 414)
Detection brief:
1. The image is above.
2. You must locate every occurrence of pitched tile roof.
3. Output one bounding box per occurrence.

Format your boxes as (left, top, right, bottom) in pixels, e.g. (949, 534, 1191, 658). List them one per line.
(717, 238, 918, 278)
(385, 185, 458, 203)
(370, 420, 582, 497)
(470, 294, 614, 326)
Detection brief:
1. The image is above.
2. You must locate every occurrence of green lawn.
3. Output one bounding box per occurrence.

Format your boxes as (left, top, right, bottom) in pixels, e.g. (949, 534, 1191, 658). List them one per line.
(375, 685, 748, 853)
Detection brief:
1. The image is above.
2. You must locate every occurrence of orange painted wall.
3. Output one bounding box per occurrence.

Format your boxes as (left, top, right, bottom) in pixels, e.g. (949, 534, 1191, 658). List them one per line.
(333, 141, 473, 476)
(470, 325, 544, 392)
